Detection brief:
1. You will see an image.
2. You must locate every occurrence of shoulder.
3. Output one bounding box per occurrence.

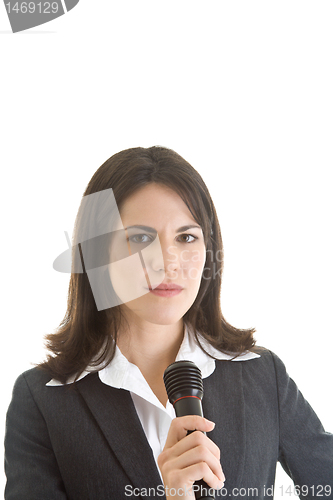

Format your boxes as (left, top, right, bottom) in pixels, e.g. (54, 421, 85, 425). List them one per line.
(6, 368, 56, 442)
(214, 346, 284, 368)
(7, 367, 101, 428)
(213, 346, 290, 389)
(7, 367, 55, 413)
(8, 366, 84, 414)
(243, 347, 291, 379)
(11, 366, 54, 394)
(238, 346, 287, 371)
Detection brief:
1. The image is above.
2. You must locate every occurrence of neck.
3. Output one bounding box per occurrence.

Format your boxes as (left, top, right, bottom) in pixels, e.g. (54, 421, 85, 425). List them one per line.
(116, 315, 185, 406)
(117, 318, 184, 370)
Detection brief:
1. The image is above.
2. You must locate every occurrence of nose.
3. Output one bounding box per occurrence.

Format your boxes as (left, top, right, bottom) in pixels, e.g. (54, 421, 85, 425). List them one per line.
(149, 235, 181, 275)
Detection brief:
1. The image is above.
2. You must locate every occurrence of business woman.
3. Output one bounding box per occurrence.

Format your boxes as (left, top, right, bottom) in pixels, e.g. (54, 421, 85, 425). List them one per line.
(4, 146, 333, 499)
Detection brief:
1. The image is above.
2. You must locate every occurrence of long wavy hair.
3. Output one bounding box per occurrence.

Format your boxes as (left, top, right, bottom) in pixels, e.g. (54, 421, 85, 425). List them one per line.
(38, 146, 257, 383)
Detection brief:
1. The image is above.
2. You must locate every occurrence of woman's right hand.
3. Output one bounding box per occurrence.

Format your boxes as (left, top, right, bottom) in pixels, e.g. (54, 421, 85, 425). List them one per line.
(157, 415, 225, 499)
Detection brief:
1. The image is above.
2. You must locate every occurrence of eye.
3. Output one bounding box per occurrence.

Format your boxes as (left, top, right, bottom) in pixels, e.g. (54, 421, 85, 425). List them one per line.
(177, 234, 198, 243)
(128, 233, 153, 244)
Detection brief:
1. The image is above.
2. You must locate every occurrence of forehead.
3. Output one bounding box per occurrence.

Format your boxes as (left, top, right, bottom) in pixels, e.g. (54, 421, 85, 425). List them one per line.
(119, 184, 196, 223)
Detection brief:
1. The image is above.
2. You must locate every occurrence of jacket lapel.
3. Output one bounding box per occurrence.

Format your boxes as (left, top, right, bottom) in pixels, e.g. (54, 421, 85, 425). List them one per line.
(75, 360, 246, 494)
(75, 372, 164, 496)
(202, 360, 246, 488)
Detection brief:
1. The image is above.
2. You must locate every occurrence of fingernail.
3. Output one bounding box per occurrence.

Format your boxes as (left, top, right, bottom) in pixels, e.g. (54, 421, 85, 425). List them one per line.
(205, 418, 215, 427)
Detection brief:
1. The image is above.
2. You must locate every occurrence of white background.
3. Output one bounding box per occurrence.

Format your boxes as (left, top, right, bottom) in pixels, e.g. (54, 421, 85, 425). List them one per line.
(1, 1, 332, 497)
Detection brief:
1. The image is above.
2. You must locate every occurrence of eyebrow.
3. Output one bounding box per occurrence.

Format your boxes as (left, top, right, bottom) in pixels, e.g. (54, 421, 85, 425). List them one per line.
(124, 224, 202, 233)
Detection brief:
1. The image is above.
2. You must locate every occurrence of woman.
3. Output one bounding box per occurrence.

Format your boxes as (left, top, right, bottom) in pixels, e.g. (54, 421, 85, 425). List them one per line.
(4, 146, 333, 499)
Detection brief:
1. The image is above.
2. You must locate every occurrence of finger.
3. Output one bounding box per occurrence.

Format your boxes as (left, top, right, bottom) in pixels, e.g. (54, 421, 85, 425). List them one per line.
(164, 416, 215, 449)
(169, 430, 221, 463)
(175, 461, 225, 491)
(167, 444, 225, 483)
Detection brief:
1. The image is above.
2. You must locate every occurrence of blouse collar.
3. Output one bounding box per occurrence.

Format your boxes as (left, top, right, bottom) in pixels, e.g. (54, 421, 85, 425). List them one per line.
(46, 323, 260, 388)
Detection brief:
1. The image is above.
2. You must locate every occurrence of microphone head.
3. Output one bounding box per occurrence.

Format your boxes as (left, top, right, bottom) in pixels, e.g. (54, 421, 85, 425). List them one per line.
(163, 360, 203, 405)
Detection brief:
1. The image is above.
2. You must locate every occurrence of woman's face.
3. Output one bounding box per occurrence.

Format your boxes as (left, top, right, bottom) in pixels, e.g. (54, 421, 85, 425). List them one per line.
(108, 183, 206, 326)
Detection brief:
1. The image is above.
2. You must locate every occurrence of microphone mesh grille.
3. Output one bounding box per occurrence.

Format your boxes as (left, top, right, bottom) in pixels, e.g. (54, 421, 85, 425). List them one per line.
(163, 360, 203, 404)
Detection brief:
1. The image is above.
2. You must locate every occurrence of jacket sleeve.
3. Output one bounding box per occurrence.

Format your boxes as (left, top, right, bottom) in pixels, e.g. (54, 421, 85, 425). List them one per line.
(271, 351, 333, 499)
(4, 372, 68, 500)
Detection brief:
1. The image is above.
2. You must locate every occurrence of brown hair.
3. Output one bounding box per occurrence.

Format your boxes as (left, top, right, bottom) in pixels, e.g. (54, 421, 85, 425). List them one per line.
(38, 146, 257, 383)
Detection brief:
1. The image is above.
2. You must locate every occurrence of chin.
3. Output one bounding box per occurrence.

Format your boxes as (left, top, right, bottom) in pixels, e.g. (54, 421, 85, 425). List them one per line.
(119, 293, 195, 325)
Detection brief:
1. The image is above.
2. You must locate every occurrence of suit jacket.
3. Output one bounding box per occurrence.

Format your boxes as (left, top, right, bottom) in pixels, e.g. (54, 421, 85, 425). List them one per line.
(4, 349, 333, 499)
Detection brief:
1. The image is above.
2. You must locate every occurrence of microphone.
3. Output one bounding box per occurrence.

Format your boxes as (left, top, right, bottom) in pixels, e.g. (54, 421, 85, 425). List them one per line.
(163, 360, 215, 500)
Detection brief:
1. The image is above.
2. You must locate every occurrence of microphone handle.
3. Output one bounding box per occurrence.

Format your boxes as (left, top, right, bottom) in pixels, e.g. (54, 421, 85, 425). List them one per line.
(173, 397, 215, 500)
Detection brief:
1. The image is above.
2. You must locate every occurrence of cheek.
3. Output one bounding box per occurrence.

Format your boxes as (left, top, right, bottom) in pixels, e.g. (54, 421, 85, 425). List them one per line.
(180, 247, 206, 282)
(108, 253, 149, 303)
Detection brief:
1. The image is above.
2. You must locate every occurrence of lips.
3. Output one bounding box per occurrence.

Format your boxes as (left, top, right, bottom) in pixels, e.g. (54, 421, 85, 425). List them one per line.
(147, 283, 183, 298)
(149, 283, 183, 291)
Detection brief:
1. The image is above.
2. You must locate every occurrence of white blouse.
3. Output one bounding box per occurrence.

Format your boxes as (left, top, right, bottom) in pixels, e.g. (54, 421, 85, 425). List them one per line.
(46, 324, 260, 480)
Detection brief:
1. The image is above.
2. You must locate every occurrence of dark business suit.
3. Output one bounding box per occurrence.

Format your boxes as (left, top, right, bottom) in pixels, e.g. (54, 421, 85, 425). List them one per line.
(4, 349, 333, 499)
